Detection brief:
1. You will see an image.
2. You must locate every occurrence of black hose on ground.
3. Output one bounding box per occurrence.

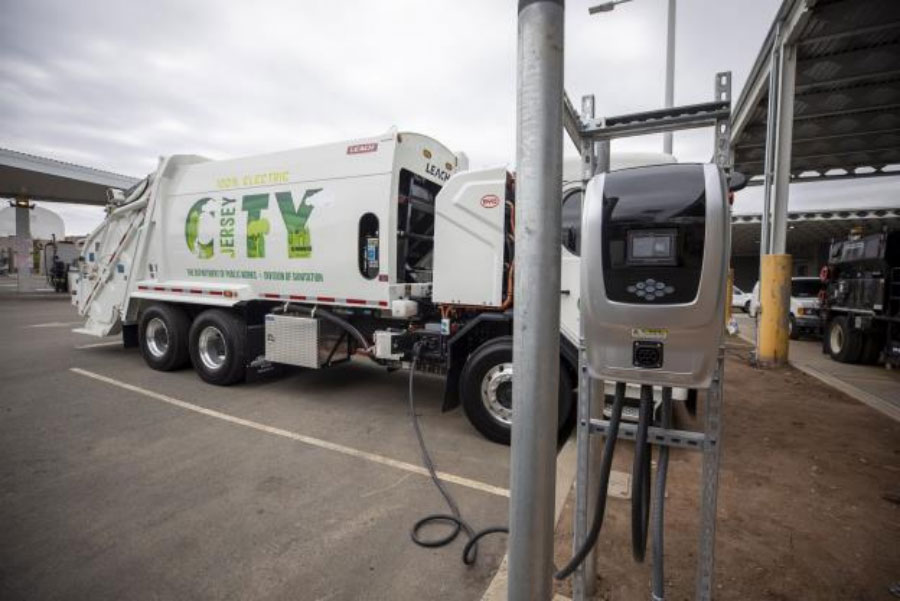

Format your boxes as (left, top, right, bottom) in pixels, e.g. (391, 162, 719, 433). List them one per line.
(555, 382, 627, 581)
(651, 387, 673, 601)
(632, 384, 653, 563)
(407, 344, 507, 565)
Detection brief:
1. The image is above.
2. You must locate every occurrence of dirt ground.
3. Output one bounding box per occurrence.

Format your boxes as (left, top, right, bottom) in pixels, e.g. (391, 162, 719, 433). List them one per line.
(554, 339, 900, 601)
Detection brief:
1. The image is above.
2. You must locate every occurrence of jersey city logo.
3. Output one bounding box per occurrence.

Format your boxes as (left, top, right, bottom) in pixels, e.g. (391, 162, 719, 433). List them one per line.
(184, 189, 321, 259)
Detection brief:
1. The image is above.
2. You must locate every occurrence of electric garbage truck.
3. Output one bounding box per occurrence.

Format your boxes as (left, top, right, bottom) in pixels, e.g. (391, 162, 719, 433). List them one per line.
(72, 128, 680, 443)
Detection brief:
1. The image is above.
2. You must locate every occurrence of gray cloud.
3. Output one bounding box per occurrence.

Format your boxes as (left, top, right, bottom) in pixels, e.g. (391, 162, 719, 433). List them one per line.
(9, 0, 892, 235)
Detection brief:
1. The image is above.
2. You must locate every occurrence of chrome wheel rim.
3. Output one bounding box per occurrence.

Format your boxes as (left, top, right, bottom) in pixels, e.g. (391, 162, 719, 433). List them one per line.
(145, 317, 169, 358)
(481, 362, 513, 425)
(830, 323, 844, 353)
(198, 325, 227, 371)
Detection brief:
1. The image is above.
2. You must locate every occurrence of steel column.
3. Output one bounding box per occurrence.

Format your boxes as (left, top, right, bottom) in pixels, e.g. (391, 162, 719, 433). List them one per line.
(663, 0, 676, 155)
(760, 23, 782, 257)
(13, 198, 35, 293)
(695, 352, 725, 600)
(771, 42, 796, 255)
(508, 1, 565, 599)
(571, 94, 601, 601)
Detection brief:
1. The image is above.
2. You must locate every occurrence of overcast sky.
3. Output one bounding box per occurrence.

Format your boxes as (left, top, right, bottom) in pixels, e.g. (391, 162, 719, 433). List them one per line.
(3, 0, 894, 235)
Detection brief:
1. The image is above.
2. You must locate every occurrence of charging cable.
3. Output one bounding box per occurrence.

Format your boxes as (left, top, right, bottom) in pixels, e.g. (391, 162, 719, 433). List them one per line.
(407, 343, 508, 565)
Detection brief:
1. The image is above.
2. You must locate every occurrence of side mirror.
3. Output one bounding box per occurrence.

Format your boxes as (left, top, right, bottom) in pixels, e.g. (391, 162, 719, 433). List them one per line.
(728, 171, 748, 192)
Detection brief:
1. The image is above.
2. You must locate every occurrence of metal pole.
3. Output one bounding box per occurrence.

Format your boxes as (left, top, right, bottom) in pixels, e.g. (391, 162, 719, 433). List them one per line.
(509, 1, 565, 599)
(695, 351, 725, 600)
(760, 23, 782, 258)
(771, 42, 796, 255)
(756, 24, 781, 356)
(662, 0, 676, 154)
(572, 95, 600, 601)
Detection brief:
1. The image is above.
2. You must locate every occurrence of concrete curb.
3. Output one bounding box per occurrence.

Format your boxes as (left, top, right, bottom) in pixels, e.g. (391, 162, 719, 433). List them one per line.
(480, 434, 579, 601)
(733, 329, 900, 423)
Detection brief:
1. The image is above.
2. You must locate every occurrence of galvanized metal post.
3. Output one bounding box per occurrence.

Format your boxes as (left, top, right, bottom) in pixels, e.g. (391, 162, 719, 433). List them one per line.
(756, 24, 781, 356)
(663, 0, 676, 155)
(695, 351, 725, 600)
(771, 42, 796, 255)
(508, 1, 565, 599)
(760, 22, 782, 258)
(572, 94, 600, 601)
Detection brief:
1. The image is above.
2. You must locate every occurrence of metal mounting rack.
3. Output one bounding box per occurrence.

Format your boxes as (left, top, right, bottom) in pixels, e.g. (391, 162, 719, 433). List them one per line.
(568, 72, 732, 601)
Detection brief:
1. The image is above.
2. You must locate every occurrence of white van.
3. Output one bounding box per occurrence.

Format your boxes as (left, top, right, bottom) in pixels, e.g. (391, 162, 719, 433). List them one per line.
(749, 276, 822, 339)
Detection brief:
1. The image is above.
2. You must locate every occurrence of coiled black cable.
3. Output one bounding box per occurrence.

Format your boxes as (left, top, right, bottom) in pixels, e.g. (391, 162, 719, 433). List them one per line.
(631, 384, 653, 563)
(407, 344, 508, 565)
(555, 382, 627, 580)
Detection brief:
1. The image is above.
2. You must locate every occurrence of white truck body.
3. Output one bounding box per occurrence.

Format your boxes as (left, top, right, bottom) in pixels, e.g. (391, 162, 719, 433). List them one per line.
(74, 130, 464, 335)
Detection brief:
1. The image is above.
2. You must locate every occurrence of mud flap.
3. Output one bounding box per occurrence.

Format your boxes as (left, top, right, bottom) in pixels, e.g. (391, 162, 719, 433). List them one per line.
(245, 323, 282, 383)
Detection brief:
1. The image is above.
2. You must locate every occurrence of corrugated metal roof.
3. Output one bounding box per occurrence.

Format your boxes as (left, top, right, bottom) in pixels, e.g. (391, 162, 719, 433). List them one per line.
(731, 0, 900, 182)
(731, 207, 900, 255)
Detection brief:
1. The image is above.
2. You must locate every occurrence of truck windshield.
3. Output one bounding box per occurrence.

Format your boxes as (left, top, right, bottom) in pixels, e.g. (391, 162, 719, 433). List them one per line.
(792, 280, 820, 298)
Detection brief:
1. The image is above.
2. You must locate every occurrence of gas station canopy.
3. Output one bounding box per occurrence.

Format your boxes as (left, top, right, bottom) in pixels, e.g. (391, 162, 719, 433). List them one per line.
(731, 0, 900, 183)
(0, 147, 138, 206)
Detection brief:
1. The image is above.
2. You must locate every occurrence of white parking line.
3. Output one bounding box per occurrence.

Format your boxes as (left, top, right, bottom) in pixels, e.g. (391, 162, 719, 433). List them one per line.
(24, 321, 83, 328)
(76, 341, 122, 349)
(69, 367, 510, 498)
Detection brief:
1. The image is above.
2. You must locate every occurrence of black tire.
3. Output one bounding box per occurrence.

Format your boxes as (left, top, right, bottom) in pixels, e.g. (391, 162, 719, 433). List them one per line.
(826, 316, 863, 363)
(459, 336, 574, 445)
(789, 315, 800, 340)
(138, 304, 191, 371)
(189, 309, 247, 386)
(743, 300, 751, 314)
(859, 332, 884, 365)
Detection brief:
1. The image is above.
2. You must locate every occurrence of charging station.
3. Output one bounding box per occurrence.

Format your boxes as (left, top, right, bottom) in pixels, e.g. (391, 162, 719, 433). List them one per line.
(581, 163, 730, 389)
(555, 73, 739, 601)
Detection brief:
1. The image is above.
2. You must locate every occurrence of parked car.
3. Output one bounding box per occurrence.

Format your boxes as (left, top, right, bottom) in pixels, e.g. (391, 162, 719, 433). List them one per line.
(749, 276, 821, 339)
(732, 285, 752, 313)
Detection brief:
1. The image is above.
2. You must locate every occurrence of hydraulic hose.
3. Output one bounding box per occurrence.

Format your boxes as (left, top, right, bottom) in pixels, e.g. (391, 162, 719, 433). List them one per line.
(311, 306, 372, 354)
(555, 381, 627, 580)
(651, 387, 673, 601)
(280, 303, 374, 356)
(631, 384, 653, 563)
(407, 344, 507, 564)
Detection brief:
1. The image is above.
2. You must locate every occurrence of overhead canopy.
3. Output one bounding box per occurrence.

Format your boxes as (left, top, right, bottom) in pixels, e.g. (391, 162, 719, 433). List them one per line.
(731, 205, 900, 256)
(731, 0, 900, 183)
(0, 147, 139, 206)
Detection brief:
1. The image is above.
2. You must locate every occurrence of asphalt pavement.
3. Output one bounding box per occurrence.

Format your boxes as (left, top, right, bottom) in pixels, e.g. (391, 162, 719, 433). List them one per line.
(0, 293, 511, 601)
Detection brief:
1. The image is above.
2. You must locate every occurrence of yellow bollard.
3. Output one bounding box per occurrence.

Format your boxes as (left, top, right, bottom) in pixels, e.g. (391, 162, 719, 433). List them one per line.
(757, 254, 792, 366)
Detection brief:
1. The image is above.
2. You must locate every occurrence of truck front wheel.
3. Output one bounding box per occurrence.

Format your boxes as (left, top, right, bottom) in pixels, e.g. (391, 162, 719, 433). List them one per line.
(139, 304, 191, 371)
(189, 309, 247, 386)
(826, 316, 863, 363)
(459, 336, 574, 445)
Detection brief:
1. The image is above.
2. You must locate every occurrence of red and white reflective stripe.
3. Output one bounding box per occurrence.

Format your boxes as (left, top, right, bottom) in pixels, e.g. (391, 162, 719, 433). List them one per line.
(134, 284, 386, 307)
(136, 285, 235, 298)
(257, 292, 388, 308)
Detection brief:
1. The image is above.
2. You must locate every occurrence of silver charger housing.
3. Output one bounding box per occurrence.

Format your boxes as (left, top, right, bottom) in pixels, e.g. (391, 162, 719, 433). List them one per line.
(580, 163, 730, 389)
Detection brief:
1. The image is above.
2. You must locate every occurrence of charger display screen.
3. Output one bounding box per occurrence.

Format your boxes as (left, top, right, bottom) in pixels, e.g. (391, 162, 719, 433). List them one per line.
(627, 229, 677, 265)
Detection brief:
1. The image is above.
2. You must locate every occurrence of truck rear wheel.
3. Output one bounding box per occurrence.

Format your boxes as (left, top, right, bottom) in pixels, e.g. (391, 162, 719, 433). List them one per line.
(860, 332, 884, 365)
(459, 336, 574, 445)
(189, 309, 247, 386)
(139, 304, 191, 371)
(826, 316, 863, 363)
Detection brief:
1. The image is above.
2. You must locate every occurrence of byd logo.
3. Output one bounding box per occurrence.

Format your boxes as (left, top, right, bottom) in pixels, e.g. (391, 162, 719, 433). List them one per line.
(184, 189, 321, 260)
(480, 194, 501, 209)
